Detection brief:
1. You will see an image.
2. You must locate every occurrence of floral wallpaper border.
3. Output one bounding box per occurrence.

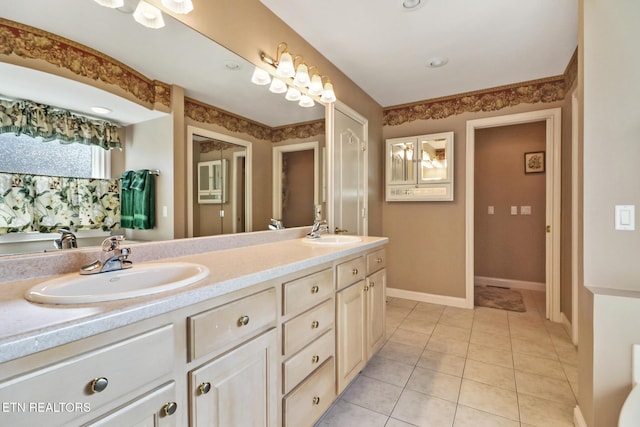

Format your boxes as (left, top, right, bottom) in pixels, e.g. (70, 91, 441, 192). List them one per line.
(0, 18, 170, 109)
(185, 97, 325, 143)
(383, 48, 579, 126)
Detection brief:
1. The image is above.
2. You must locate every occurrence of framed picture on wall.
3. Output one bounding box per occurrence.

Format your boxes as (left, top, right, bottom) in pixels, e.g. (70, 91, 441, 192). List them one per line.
(524, 151, 545, 174)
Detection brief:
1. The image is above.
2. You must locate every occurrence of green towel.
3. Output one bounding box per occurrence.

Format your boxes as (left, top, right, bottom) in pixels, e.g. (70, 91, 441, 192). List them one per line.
(132, 169, 155, 230)
(120, 170, 134, 229)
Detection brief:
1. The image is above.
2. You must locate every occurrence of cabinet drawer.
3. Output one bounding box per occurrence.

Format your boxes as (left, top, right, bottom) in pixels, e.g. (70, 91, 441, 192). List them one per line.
(0, 325, 174, 427)
(189, 288, 276, 361)
(336, 256, 366, 290)
(282, 268, 333, 316)
(366, 248, 386, 275)
(283, 299, 333, 356)
(283, 330, 334, 395)
(283, 358, 335, 427)
(86, 382, 177, 427)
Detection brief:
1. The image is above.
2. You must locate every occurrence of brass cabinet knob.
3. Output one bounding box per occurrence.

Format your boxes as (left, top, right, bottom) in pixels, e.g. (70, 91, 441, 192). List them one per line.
(364, 285, 369, 292)
(376, 257, 383, 264)
(311, 285, 319, 294)
(90, 377, 108, 394)
(370, 282, 375, 288)
(237, 315, 250, 327)
(162, 401, 178, 416)
(199, 382, 212, 395)
(311, 320, 319, 329)
(311, 355, 320, 364)
(352, 268, 359, 275)
(312, 396, 321, 405)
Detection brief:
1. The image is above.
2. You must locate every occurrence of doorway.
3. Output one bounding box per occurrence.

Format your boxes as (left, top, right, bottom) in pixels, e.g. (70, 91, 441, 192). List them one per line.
(465, 108, 562, 321)
(474, 122, 547, 313)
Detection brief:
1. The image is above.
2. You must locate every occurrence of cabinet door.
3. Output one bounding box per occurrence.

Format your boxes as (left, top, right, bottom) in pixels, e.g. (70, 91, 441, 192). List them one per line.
(386, 137, 417, 185)
(189, 329, 277, 427)
(336, 280, 366, 394)
(366, 269, 386, 359)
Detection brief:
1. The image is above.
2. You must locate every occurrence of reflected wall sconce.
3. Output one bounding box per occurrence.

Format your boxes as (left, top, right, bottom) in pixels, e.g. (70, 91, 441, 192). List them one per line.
(94, 0, 194, 30)
(251, 42, 336, 107)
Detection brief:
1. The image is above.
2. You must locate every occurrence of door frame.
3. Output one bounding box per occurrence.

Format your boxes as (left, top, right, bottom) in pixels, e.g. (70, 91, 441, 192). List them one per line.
(271, 141, 320, 222)
(186, 125, 253, 237)
(327, 101, 369, 236)
(465, 108, 562, 321)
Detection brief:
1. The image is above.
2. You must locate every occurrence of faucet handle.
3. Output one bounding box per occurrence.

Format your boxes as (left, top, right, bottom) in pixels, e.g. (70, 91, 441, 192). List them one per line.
(102, 235, 125, 252)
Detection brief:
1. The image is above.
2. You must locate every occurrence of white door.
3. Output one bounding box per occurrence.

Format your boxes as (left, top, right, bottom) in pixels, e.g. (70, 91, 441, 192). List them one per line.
(331, 105, 367, 236)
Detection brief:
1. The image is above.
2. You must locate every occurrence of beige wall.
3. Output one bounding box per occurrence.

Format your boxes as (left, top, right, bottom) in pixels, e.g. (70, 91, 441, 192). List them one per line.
(578, 0, 640, 426)
(474, 122, 546, 283)
(382, 102, 564, 298)
(282, 150, 314, 227)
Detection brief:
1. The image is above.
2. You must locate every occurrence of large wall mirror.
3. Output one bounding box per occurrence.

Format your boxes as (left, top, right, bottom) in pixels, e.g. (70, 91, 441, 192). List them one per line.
(0, 0, 326, 255)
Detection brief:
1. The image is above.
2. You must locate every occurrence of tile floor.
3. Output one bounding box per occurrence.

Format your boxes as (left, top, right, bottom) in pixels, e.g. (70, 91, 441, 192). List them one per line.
(315, 290, 578, 427)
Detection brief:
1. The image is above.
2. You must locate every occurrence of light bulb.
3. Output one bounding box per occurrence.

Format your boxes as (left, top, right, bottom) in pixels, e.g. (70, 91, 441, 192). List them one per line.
(161, 0, 194, 14)
(293, 63, 310, 88)
(133, 1, 165, 29)
(285, 87, 301, 101)
(251, 67, 271, 85)
(276, 51, 295, 78)
(320, 82, 336, 103)
(269, 78, 287, 94)
(299, 95, 315, 108)
(308, 74, 323, 96)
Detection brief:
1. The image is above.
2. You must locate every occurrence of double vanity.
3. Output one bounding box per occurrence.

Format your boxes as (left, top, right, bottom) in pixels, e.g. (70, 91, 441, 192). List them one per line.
(0, 230, 387, 426)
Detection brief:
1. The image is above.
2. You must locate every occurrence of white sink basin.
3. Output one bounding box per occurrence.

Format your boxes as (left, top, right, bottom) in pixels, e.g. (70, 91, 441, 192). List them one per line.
(25, 262, 210, 305)
(302, 235, 362, 246)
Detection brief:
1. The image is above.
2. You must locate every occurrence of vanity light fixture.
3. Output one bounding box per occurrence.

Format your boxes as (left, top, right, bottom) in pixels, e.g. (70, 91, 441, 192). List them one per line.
(161, 0, 194, 14)
(133, 1, 165, 28)
(252, 42, 337, 105)
(94, 0, 124, 8)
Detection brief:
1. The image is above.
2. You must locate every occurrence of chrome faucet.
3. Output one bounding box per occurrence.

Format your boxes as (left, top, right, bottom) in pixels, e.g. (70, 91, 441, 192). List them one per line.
(80, 235, 132, 275)
(53, 228, 77, 250)
(268, 218, 285, 230)
(307, 219, 329, 239)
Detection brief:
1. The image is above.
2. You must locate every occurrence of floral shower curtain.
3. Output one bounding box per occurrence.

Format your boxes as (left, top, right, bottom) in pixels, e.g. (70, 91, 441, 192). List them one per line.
(0, 172, 120, 234)
(0, 98, 121, 150)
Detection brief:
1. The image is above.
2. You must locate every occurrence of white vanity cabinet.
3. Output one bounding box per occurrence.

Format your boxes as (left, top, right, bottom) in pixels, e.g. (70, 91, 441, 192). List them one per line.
(336, 249, 387, 394)
(0, 324, 179, 427)
(279, 267, 336, 427)
(187, 288, 278, 427)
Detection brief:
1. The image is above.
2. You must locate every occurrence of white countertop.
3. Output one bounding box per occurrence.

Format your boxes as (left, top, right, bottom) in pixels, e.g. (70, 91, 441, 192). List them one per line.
(0, 235, 387, 363)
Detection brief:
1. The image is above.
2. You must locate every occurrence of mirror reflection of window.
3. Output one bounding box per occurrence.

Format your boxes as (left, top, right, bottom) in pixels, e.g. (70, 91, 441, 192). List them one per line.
(419, 139, 448, 181)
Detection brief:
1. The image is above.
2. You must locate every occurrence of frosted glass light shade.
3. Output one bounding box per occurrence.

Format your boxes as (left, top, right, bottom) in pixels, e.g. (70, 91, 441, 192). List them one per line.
(276, 52, 295, 78)
(133, 1, 165, 29)
(269, 78, 287, 94)
(298, 95, 315, 108)
(320, 82, 336, 103)
(251, 67, 271, 85)
(285, 87, 301, 101)
(161, 0, 193, 14)
(293, 63, 310, 88)
(94, 0, 124, 8)
(308, 74, 323, 96)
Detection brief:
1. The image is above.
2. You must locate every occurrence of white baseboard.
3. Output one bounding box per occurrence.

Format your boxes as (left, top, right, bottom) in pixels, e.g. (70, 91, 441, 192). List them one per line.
(574, 406, 587, 427)
(474, 276, 545, 292)
(387, 287, 472, 309)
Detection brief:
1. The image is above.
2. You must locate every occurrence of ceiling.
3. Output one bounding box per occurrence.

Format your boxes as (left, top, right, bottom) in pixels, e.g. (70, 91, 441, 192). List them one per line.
(259, 0, 578, 107)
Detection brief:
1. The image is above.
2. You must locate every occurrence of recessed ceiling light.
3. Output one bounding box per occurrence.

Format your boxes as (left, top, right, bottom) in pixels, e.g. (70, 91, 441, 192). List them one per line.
(427, 57, 449, 68)
(91, 106, 112, 114)
(225, 61, 241, 70)
(402, 0, 424, 10)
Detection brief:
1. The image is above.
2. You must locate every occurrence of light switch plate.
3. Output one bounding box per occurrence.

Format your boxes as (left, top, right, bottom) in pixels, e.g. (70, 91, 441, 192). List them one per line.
(511, 206, 518, 215)
(615, 205, 635, 230)
(488, 206, 494, 215)
(521, 206, 532, 215)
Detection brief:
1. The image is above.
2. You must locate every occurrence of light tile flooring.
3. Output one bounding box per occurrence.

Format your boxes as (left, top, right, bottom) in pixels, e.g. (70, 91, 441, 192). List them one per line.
(315, 290, 578, 427)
